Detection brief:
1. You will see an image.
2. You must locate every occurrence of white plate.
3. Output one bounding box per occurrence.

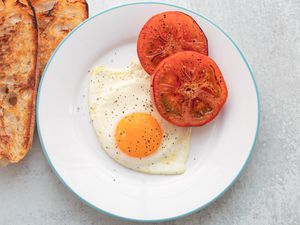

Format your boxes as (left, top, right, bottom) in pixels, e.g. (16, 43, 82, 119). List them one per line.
(37, 2, 260, 222)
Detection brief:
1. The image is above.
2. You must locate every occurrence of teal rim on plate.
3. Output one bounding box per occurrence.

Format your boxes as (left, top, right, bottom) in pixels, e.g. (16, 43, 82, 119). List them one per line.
(36, 2, 260, 222)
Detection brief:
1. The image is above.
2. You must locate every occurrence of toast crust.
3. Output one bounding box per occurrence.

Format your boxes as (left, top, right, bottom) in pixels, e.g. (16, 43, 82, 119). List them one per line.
(0, 0, 38, 163)
(31, 0, 88, 77)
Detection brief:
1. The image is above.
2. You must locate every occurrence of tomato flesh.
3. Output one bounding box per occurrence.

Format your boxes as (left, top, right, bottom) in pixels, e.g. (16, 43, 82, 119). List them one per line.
(137, 11, 208, 74)
(152, 51, 227, 127)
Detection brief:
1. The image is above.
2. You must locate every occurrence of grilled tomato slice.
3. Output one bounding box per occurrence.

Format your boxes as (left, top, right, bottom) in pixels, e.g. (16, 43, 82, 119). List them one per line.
(137, 11, 208, 74)
(152, 51, 227, 126)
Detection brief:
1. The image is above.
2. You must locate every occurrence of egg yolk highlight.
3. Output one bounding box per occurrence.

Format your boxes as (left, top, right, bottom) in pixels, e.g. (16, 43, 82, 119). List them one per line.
(115, 113, 163, 158)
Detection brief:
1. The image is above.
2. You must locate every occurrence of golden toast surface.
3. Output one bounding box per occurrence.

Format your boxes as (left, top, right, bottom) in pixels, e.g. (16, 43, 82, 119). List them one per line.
(0, 0, 38, 164)
(31, 0, 88, 76)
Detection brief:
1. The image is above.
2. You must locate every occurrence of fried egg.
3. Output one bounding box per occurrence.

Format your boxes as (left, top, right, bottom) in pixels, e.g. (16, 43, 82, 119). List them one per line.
(89, 61, 191, 175)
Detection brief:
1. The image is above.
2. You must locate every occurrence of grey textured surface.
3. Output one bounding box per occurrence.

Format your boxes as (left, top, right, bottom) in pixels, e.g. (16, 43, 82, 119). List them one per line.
(0, 0, 299, 224)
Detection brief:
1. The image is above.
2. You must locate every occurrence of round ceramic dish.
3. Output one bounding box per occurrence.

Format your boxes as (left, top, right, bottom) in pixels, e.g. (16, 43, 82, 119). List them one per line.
(37, 2, 260, 222)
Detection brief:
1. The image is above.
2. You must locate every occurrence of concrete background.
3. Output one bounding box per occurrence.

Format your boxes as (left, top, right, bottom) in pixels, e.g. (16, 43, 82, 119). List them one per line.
(0, 0, 299, 224)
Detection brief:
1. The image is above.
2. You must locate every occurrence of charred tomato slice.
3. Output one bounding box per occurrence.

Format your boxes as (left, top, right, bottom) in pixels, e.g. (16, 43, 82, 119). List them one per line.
(152, 51, 227, 127)
(137, 11, 208, 74)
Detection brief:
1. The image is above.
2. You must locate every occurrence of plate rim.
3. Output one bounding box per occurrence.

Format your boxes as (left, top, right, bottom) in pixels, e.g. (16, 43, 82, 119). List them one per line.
(36, 1, 260, 222)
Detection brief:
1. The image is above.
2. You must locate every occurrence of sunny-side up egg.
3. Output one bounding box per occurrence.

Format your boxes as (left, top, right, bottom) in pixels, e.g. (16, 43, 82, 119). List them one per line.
(89, 61, 191, 175)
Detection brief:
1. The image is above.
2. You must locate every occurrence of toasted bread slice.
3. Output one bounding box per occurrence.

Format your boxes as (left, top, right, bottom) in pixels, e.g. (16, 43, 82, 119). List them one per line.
(0, 0, 38, 164)
(31, 0, 88, 77)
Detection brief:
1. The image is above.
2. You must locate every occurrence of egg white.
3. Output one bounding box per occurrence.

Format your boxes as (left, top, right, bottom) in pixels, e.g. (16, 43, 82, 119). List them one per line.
(89, 61, 191, 175)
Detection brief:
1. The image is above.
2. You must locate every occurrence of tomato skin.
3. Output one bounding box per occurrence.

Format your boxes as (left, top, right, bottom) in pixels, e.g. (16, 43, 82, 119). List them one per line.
(152, 51, 227, 127)
(137, 11, 208, 75)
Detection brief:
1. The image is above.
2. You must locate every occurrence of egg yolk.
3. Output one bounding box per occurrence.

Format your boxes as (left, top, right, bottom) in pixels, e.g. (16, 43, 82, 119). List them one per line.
(115, 113, 163, 158)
